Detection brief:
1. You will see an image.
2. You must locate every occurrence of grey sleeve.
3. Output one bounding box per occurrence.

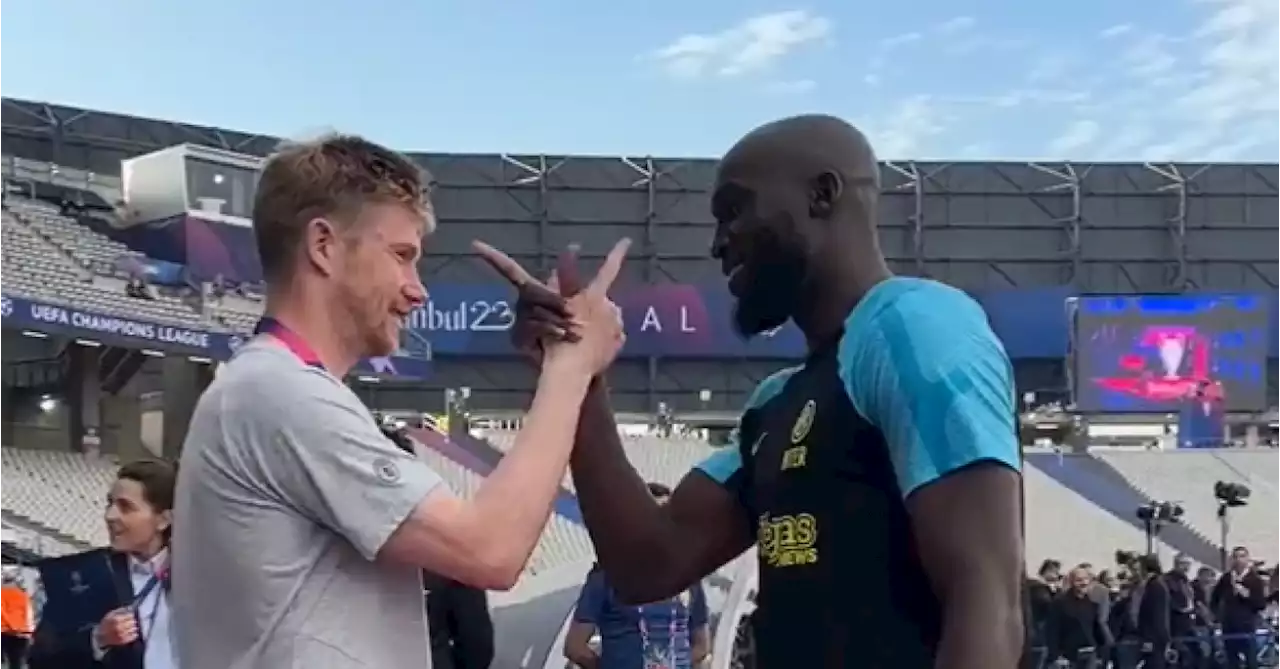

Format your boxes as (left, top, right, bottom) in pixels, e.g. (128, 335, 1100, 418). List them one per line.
(265, 374, 444, 560)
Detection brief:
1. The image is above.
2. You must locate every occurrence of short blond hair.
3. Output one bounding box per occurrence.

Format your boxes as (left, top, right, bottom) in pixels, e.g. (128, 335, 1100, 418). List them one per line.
(252, 134, 431, 280)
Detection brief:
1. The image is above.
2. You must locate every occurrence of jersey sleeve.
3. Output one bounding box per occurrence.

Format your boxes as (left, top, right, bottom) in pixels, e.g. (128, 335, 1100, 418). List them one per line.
(693, 366, 798, 489)
(838, 282, 1020, 498)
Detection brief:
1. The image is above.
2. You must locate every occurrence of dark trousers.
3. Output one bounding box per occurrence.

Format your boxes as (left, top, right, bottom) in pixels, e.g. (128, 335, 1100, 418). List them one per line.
(1222, 634, 1258, 669)
(1, 634, 29, 669)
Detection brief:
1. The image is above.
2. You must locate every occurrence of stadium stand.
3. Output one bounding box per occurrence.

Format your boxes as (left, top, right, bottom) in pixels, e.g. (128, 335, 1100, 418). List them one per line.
(1, 200, 212, 328)
(1022, 453, 1178, 568)
(0, 448, 116, 550)
(1095, 449, 1278, 563)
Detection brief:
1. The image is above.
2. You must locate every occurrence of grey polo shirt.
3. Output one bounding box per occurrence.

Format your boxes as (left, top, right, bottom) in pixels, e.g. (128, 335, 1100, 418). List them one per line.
(171, 339, 443, 669)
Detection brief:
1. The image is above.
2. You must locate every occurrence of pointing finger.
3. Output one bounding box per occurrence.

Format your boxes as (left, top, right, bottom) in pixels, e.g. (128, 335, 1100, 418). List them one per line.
(517, 281, 570, 317)
(472, 240, 538, 287)
(586, 238, 631, 296)
(556, 244, 584, 297)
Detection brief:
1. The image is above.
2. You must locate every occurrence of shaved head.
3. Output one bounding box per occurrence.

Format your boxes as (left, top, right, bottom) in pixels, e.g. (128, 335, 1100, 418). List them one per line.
(720, 114, 880, 195)
(711, 114, 888, 339)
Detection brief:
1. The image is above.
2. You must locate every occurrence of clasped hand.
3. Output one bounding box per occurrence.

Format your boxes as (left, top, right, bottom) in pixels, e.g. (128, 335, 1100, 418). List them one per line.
(473, 238, 630, 375)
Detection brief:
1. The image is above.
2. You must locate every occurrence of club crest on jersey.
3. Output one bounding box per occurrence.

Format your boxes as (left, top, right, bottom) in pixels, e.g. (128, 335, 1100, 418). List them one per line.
(791, 400, 816, 444)
(372, 457, 401, 485)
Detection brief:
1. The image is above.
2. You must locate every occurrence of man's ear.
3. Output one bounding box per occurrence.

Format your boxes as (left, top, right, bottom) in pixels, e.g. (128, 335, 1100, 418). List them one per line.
(809, 171, 843, 220)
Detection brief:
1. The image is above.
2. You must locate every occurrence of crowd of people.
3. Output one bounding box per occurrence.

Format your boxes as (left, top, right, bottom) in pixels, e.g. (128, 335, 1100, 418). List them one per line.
(1027, 550, 1278, 669)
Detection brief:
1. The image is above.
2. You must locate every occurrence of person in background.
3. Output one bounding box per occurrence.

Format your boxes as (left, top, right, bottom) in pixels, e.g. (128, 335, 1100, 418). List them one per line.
(1030, 560, 1064, 646)
(1193, 566, 1217, 619)
(1077, 563, 1113, 634)
(28, 459, 178, 669)
(1136, 554, 1172, 669)
(1046, 566, 1110, 669)
(1, 572, 33, 669)
(1212, 547, 1266, 669)
(1164, 554, 1199, 668)
(564, 484, 710, 669)
(423, 572, 494, 669)
(1097, 570, 1120, 604)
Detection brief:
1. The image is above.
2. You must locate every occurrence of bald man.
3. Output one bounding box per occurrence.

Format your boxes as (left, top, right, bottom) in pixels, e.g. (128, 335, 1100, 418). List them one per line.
(490, 115, 1025, 668)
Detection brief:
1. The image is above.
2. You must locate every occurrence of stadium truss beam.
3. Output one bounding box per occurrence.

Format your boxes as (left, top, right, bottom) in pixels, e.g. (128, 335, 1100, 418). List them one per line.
(499, 153, 563, 277)
(0, 99, 279, 166)
(884, 161, 951, 275)
(1028, 162, 1087, 286)
(621, 155, 680, 283)
(1144, 162, 1210, 292)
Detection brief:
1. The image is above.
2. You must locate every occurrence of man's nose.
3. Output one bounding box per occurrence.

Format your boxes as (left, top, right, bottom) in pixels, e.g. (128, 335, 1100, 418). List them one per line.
(405, 273, 427, 307)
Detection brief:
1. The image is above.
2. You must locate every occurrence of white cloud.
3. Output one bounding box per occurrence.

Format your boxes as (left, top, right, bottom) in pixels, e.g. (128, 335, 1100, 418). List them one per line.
(935, 16, 976, 35)
(868, 95, 948, 159)
(1048, 120, 1101, 155)
(1027, 53, 1076, 83)
(1153, 0, 1279, 158)
(664, 0, 1276, 161)
(879, 32, 922, 49)
(1123, 34, 1178, 77)
(762, 79, 817, 95)
(1099, 24, 1133, 38)
(649, 10, 832, 79)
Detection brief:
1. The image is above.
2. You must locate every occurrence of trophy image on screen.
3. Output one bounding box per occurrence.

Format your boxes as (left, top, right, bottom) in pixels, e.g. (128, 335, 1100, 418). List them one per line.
(1156, 332, 1187, 379)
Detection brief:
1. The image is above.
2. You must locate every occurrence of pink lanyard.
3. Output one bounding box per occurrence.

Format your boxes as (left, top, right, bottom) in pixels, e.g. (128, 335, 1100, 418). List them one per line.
(255, 317, 326, 370)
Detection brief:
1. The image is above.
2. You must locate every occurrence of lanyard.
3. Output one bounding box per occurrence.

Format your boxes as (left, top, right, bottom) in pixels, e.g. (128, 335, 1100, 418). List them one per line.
(131, 570, 166, 651)
(255, 317, 326, 371)
(637, 595, 683, 669)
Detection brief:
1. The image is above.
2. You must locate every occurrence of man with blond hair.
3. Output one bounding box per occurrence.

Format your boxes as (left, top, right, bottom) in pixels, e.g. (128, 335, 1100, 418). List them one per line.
(171, 134, 631, 668)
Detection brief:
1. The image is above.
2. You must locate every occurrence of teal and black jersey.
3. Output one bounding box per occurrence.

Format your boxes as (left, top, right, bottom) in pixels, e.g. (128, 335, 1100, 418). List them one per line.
(696, 277, 1021, 668)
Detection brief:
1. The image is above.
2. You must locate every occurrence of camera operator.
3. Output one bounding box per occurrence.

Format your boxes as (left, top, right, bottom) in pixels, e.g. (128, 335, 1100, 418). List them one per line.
(1212, 547, 1266, 669)
(1046, 567, 1112, 668)
(1135, 553, 1173, 669)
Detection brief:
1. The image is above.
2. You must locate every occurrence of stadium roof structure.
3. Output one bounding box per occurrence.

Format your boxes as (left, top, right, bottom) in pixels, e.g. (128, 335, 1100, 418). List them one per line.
(3, 96, 1277, 294)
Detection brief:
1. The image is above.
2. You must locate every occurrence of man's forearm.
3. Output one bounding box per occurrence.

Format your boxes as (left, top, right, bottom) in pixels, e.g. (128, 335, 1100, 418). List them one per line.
(472, 362, 591, 569)
(936, 582, 1023, 669)
(569, 380, 677, 584)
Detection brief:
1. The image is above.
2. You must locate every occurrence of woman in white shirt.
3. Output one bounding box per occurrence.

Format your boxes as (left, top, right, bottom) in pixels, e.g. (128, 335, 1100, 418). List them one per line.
(29, 458, 178, 669)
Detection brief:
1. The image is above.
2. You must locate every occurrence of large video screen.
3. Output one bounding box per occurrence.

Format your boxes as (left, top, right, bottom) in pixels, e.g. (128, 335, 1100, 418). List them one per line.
(1072, 294, 1267, 412)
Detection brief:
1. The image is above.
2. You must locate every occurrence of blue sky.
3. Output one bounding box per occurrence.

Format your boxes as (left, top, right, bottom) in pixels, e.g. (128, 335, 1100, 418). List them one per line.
(2, 0, 1276, 161)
